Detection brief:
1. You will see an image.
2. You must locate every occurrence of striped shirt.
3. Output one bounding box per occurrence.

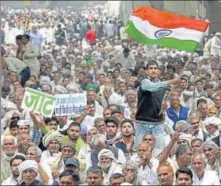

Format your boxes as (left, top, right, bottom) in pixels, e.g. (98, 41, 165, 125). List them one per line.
(141, 78, 168, 92)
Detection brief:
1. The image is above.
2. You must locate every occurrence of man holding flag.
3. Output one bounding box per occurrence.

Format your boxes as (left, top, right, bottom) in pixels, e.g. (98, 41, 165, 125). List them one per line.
(135, 60, 179, 149)
(125, 6, 210, 149)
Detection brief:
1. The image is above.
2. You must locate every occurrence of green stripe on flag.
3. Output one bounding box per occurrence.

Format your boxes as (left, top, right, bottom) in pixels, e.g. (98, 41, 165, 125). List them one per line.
(126, 20, 199, 52)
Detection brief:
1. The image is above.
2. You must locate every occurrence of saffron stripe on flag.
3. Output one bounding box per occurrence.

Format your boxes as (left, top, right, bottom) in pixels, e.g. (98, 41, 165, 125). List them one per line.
(132, 6, 210, 32)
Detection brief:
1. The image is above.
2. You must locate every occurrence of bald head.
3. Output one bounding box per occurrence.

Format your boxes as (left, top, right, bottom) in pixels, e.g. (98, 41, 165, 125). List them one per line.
(157, 163, 174, 185)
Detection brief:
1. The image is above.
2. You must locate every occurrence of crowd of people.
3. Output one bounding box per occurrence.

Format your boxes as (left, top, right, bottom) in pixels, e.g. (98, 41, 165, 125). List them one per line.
(1, 4, 221, 186)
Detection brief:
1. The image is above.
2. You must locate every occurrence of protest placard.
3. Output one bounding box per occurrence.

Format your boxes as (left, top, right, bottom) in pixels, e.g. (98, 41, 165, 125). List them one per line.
(21, 88, 56, 117)
(55, 93, 87, 116)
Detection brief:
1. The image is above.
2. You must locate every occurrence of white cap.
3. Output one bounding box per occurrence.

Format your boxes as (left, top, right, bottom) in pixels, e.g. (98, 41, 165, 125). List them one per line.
(17, 120, 30, 126)
(204, 116, 221, 127)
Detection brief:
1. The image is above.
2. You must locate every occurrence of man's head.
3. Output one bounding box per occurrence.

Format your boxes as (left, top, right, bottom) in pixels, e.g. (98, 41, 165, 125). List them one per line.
(120, 120, 134, 138)
(17, 120, 30, 135)
(145, 60, 159, 79)
(176, 145, 193, 167)
(198, 102, 208, 117)
(214, 94, 221, 108)
(64, 158, 80, 174)
(61, 142, 76, 162)
(204, 116, 220, 135)
(41, 84, 52, 94)
(170, 96, 180, 109)
(9, 120, 18, 137)
(157, 163, 174, 186)
(191, 138, 203, 153)
(86, 100, 96, 117)
(16, 35, 23, 46)
(91, 134, 106, 150)
(111, 110, 124, 123)
(189, 115, 200, 135)
(94, 118, 106, 134)
(87, 90, 96, 101)
(191, 153, 206, 178)
(195, 79, 204, 92)
(21, 34, 30, 45)
(10, 155, 26, 179)
(32, 25, 37, 32)
(122, 162, 137, 183)
(175, 167, 193, 185)
(125, 90, 136, 103)
(105, 117, 119, 140)
(87, 127, 98, 143)
(43, 130, 62, 154)
(1, 135, 17, 157)
(103, 108, 112, 119)
(26, 146, 42, 163)
(179, 77, 188, 89)
(86, 166, 104, 186)
(67, 122, 81, 141)
(142, 134, 156, 149)
(202, 140, 218, 160)
(138, 142, 152, 160)
(59, 170, 80, 186)
(109, 173, 124, 186)
(18, 160, 38, 185)
(98, 149, 115, 172)
(45, 117, 59, 131)
(123, 48, 130, 58)
(118, 81, 127, 95)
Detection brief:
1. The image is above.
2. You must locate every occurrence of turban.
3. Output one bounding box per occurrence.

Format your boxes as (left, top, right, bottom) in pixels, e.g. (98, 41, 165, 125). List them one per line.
(39, 76, 51, 85)
(18, 160, 38, 182)
(6, 102, 18, 112)
(98, 149, 116, 165)
(204, 116, 221, 127)
(125, 90, 136, 96)
(66, 84, 80, 92)
(178, 133, 192, 144)
(42, 130, 63, 147)
(176, 120, 192, 133)
(61, 141, 76, 151)
(55, 85, 67, 94)
(202, 140, 218, 149)
(183, 90, 194, 97)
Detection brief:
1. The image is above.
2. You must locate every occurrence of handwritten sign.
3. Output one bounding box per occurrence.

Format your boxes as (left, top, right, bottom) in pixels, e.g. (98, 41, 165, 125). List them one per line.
(21, 88, 56, 117)
(55, 93, 87, 116)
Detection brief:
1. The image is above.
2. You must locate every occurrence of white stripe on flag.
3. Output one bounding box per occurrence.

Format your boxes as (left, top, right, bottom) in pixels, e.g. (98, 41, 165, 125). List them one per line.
(129, 15, 204, 42)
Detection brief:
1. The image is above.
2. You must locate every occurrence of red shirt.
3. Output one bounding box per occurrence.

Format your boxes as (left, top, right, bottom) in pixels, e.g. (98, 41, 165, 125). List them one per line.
(85, 29, 96, 43)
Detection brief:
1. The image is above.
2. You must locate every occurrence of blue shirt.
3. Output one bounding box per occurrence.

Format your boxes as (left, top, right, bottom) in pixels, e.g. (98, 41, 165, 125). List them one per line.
(29, 31, 43, 52)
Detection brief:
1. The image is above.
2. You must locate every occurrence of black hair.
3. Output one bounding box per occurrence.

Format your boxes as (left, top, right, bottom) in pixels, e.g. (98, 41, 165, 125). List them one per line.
(146, 59, 159, 69)
(59, 170, 80, 182)
(22, 34, 30, 41)
(121, 119, 134, 129)
(87, 166, 103, 176)
(16, 35, 22, 40)
(10, 155, 26, 166)
(105, 117, 119, 127)
(87, 100, 95, 105)
(45, 117, 58, 125)
(196, 98, 207, 108)
(9, 120, 18, 129)
(68, 122, 81, 130)
(175, 167, 193, 180)
(167, 64, 176, 72)
(191, 138, 203, 146)
(111, 110, 122, 116)
(109, 173, 124, 183)
(195, 79, 203, 84)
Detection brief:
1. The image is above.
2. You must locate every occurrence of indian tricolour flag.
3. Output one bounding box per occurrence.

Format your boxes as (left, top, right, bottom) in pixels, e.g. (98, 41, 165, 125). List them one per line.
(126, 6, 210, 52)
